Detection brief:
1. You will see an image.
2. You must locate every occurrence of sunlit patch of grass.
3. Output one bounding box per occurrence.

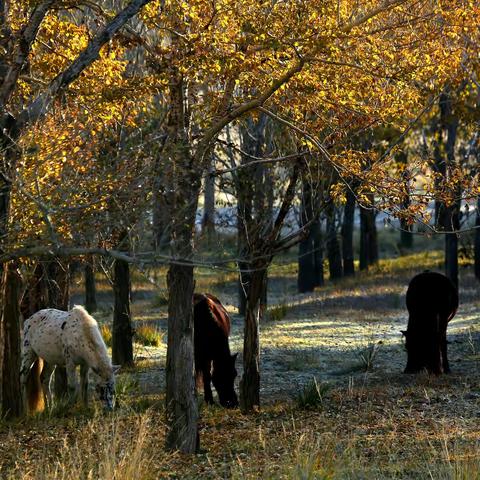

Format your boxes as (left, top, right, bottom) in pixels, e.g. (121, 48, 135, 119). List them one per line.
(134, 325, 164, 347)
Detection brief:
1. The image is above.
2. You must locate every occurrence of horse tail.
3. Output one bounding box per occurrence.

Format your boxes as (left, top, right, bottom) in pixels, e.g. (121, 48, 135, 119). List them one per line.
(25, 358, 45, 413)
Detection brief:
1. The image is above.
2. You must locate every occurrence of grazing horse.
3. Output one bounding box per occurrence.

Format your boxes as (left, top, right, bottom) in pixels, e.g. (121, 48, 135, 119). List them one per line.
(193, 293, 238, 408)
(404, 271, 458, 374)
(21, 305, 118, 412)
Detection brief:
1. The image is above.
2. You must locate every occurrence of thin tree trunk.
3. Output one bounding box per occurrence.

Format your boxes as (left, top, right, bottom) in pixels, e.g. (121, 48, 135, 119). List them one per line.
(341, 189, 355, 276)
(437, 90, 460, 288)
(298, 178, 324, 292)
(46, 260, 70, 399)
(84, 256, 97, 313)
(1, 263, 23, 418)
(359, 195, 378, 270)
(475, 196, 480, 281)
(397, 151, 413, 250)
(201, 155, 216, 241)
(240, 265, 266, 413)
(112, 245, 133, 367)
(152, 157, 171, 250)
(327, 205, 343, 280)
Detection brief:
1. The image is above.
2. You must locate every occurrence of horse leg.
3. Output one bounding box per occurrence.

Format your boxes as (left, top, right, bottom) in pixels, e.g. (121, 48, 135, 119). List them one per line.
(203, 362, 214, 405)
(20, 348, 37, 409)
(65, 356, 79, 404)
(41, 363, 55, 409)
(80, 363, 89, 406)
(20, 348, 36, 390)
(441, 328, 450, 373)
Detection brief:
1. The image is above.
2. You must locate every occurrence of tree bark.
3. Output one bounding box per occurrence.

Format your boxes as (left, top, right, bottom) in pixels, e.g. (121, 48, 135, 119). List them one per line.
(240, 265, 266, 413)
(359, 195, 378, 270)
(84, 256, 97, 313)
(436, 90, 460, 288)
(341, 189, 355, 276)
(1, 264, 23, 418)
(475, 196, 480, 281)
(397, 151, 413, 250)
(112, 244, 133, 367)
(163, 70, 200, 454)
(201, 155, 216, 241)
(326, 204, 343, 280)
(298, 179, 324, 292)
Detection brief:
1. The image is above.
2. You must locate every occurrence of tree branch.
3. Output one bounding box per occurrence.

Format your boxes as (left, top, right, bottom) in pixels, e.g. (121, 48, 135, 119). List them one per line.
(0, 0, 55, 109)
(17, 0, 153, 130)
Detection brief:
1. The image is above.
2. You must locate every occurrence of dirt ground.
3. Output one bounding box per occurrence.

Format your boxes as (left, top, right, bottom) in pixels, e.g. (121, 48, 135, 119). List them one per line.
(3, 251, 480, 479)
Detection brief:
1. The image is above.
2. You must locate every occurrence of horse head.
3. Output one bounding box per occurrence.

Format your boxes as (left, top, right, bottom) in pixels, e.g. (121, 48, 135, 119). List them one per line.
(93, 364, 120, 411)
(212, 353, 239, 408)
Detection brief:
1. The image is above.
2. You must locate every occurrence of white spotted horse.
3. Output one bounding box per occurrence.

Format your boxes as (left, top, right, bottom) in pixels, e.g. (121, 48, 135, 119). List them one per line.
(194, 293, 238, 408)
(21, 305, 118, 412)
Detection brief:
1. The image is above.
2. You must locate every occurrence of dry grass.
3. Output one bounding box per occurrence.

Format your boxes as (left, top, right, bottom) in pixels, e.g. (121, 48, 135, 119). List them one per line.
(4, 249, 480, 478)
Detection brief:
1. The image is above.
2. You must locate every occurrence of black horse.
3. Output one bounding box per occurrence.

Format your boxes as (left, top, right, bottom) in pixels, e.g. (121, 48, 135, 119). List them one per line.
(193, 293, 238, 408)
(404, 271, 458, 374)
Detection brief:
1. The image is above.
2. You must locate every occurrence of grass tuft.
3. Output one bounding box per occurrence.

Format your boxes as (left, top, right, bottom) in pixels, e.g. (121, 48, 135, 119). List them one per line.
(296, 377, 329, 409)
(100, 323, 112, 347)
(134, 324, 164, 347)
(267, 301, 290, 322)
(357, 341, 382, 372)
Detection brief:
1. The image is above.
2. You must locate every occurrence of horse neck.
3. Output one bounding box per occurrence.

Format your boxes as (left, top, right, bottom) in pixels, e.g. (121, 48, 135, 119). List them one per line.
(211, 337, 232, 367)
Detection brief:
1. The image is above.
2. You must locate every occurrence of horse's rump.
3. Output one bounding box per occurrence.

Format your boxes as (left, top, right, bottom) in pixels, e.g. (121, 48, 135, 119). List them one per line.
(194, 293, 231, 337)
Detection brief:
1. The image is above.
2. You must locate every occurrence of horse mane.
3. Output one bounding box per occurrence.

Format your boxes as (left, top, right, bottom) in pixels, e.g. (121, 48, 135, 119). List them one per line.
(70, 305, 112, 373)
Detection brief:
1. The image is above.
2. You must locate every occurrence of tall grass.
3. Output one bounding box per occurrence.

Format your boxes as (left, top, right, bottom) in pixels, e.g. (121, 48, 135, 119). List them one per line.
(10, 413, 153, 480)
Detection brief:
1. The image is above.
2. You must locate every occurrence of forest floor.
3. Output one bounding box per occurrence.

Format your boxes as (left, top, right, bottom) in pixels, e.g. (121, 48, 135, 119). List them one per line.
(2, 249, 480, 479)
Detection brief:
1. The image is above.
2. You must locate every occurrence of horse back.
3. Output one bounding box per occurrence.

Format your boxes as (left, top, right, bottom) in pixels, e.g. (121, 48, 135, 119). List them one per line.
(193, 293, 232, 362)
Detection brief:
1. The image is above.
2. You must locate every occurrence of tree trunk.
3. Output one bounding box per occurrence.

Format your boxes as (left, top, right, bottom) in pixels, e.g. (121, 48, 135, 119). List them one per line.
(152, 158, 171, 250)
(201, 155, 216, 241)
(84, 256, 97, 313)
(359, 196, 378, 270)
(240, 265, 266, 413)
(341, 189, 355, 276)
(327, 204, 343, 280)
(1, 264, 23, 418)
(46, 261, 70, 399)
(474, 197, 480, 281)
(397, 151, 413, 250)
(298, 179, 323, 293)
(19, 259, 71, 399)
(112, 250, 133, 367)
(163, 70, 200, 454)
(437, 90, 460, 288)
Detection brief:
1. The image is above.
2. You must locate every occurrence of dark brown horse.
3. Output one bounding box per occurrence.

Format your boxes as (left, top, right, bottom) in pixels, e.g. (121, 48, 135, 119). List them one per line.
(193, 293, 238, 408)
(404, 271, 458, 374)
